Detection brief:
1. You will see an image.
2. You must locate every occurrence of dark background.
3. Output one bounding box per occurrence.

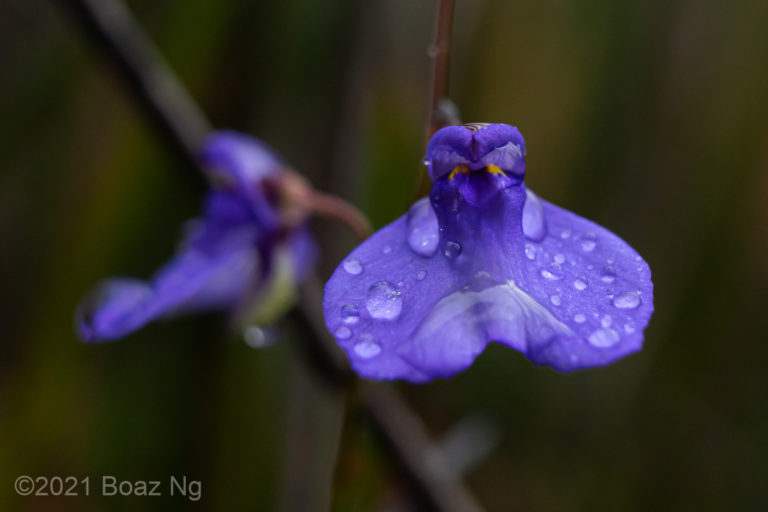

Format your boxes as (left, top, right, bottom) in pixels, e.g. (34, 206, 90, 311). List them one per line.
(1, 0, 767, 510)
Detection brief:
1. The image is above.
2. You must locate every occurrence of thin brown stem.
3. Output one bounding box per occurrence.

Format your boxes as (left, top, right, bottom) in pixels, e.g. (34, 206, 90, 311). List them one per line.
(264, 171, 373, 242)
(56, 0, 211, 182)
(426, 0, 458, 142)
(307, 191, 373, 241)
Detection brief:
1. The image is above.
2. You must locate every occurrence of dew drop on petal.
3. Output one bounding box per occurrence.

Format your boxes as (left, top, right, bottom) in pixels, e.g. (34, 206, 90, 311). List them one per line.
(406, 197, 440, 257)
(554, 253, 565, 265)
(335, 326, 351, 339)
(581, 233, 597, 252)
(574, 313, 587, 323)
(588, 328, 620, 348)
(416, 270, 427, 281)
(366, 281, 403, 320)
(613, 291, 640, 309)
(540, 268, 562, 280)
(551, 295, 562, 306)
(341, 304, 360, 325)
(601, 315, 612, 328)
(444, 241, 462, 259)
(522, 189, 547, 241)
(525, 243, 536, 260)
(343, 258, 363, 275)
(601, 265, 616, 283)
(354, 334, 381, 358)
(561, 229, 572, 239)
(382, 245, 392, 254)
(624, 323, 636, 334)
(574, 277, 587, 290)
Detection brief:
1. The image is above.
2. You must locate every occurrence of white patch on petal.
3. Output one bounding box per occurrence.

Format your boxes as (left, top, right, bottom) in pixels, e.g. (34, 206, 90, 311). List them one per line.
(409, 280, 573, 362)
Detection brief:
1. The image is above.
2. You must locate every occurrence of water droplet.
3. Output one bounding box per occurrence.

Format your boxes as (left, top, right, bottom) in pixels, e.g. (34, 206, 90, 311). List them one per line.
(624, 323, 636, 334)
(382, 245, 392, 254)
(522, 189, 547, 241)
(354, 334, 381, 358)
(574, 277, 587, 290)
(636, 266, 643, 272)
(601, 265, 616, 283)
(343, 258, 363, 275)
(551, 295, 562, 306)
(574, 313, 587, 323)
(406, 197, 439, 257)
(334, 326, 351, 339)
(554, 253, 565, 265)
(601, 315, 612, 328)
(561, 229, 572, 239)
(588, 328, 620, 348)
(366, 281, 403, 320)
(243, 326, 277, 349)
(444, 241, 462, 259)
(341, 304, 360, 324)
(525, 243, 536, 260)
(581, 233, 597, 252)
(416, 270, 427, 280)
(613, 291, 640, 309)
(587, 264, 594, 270)
(540, 268, 562, 280)
(635, 256, 642, 262)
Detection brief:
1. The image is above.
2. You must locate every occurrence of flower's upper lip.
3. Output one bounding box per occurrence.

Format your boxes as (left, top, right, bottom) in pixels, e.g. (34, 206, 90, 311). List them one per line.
(425, 123, 526, 181)
(430, 123, 524, 161)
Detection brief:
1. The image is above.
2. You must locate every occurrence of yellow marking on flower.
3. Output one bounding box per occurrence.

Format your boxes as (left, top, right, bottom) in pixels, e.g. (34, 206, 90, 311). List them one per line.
(486, 164, 504, 176)
(448, 165, 470, 180)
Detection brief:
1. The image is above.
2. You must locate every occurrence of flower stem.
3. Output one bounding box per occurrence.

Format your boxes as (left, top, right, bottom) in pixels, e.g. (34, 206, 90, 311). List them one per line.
(426, 0, 459, 142)
(55, 0, 211, 183)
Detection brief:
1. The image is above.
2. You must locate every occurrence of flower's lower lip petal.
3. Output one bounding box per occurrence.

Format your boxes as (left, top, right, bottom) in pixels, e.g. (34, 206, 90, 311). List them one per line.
(77, 222, 261, 342)
(76, 279, 155, 342)
(512, 196, 654, 371)
(323, 203, 461, 382)
(324, 183, 654, 381)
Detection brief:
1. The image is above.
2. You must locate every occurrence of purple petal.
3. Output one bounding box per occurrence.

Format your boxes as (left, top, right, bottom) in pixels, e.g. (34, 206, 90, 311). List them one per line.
(425, 124, 526, 181)
(78, 222, 261, 342)
(200, 131, 282, 231)
(76, 279, 154, 342)
(200, 131, 281, 186)
(514, 196, 653, 370)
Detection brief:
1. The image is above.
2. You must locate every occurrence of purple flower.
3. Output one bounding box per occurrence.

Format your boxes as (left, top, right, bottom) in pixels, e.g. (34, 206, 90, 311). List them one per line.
(323, 123, 654, 382)
(77, 131, 316, 342)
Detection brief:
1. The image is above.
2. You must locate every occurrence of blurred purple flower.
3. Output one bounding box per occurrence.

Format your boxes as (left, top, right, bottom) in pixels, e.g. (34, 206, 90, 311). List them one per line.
(77, 131, 316, 342)
(324, 123, 654, 382)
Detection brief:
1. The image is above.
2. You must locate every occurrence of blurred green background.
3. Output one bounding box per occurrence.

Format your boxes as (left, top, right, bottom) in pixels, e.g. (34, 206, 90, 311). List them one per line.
(1, 0, 767, 510)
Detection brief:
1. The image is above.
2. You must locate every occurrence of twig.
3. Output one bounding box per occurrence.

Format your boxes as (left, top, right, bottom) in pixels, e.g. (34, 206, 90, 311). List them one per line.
(56, 0, 212, 179)
(426, 0, 458, 141)
(56, 0, 484, 510)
